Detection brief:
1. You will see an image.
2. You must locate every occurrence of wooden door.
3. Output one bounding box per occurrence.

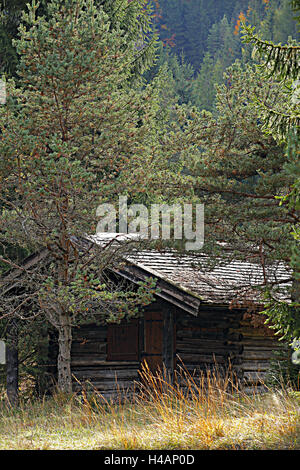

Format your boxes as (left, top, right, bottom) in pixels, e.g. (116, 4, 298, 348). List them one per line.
(143, 311, 163, 374)
(107, 320, 139, 362)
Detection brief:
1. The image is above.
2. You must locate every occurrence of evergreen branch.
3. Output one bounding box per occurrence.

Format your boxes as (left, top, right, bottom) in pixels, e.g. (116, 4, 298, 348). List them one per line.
(241, 23, 300, 81)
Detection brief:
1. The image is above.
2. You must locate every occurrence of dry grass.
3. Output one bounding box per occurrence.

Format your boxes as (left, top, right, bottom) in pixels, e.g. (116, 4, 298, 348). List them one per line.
(0, 364, 299, 450)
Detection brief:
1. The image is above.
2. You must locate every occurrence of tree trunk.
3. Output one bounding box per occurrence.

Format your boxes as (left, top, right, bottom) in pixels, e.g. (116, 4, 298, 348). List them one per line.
(57, 314, 73, 394)
(6, 321, 18, 407)
(6, 344, 18, 407)
(163, 309, 175, 383)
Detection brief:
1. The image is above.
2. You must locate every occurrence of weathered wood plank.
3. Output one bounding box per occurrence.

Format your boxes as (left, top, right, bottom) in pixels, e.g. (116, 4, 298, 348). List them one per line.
(73, 369, 139, 380)
(75, 380, 139, 391)
(243, 344, 281, 351)
(243, 371, 268, 383)
(177, 353, 226, 364)
(176, 329, 226, 339)
(176, 345, 235, 355)
(242, 351, 276, 360)
(179, 320, 239, 329)
(71, 360, 140, 367)
(242, 361, 272, 371)
(71, 343, 106, 354)
(73, 327, 107, 339)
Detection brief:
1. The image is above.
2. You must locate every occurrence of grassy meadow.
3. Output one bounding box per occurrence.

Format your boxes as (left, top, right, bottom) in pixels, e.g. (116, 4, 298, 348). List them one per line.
(0, 365, 299, 450)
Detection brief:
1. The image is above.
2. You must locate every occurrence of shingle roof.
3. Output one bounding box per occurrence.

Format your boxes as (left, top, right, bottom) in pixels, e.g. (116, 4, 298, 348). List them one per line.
(5, 233, 291, 313)
(90, 234, 292, 307)
(127, 251, 291, 305)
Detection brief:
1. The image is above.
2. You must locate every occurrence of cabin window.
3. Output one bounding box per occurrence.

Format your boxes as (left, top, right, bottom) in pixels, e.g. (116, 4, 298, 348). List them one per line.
(107, 320, 139, 361)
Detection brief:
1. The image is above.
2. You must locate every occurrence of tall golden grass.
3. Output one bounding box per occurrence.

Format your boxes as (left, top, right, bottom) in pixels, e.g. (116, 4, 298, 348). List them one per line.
(0, 363, 299, 450)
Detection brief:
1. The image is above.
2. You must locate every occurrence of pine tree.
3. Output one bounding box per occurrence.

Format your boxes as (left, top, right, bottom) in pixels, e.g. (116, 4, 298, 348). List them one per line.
(0, 0, 177, 393)
(183, 0, 210, 71)
(0, 0, 157, 78)
(191, 15, 241, 113)
(183, 61, 296, 324)
(191, 53, 223, 113)
(242, 13, 300, 138)
(145, 43, 195, 106)
(240, 0, 300, 343)
(96, 0, 158, 78)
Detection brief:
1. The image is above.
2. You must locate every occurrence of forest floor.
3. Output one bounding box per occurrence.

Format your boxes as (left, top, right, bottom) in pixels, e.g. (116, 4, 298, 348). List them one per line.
(0, 369, 300, 450)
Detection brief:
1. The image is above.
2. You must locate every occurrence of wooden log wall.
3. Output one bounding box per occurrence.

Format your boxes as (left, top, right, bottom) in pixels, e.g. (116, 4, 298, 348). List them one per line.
(175, 308, 243, 384)
(175, 307, 283, 392)
(70, 299, 175, 399)
(238, 318, 285, 391)
(71, 324, 140, 399)
(69, 304, 284, 399)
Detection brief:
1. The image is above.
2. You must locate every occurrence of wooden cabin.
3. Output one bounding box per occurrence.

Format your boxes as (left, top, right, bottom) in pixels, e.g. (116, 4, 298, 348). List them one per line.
(2, 235, 291, 398)
(70, 249, 291, 398)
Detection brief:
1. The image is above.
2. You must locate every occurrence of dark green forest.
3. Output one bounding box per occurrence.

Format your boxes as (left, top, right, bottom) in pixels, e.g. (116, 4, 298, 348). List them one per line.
(151, 0, 300, 110)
